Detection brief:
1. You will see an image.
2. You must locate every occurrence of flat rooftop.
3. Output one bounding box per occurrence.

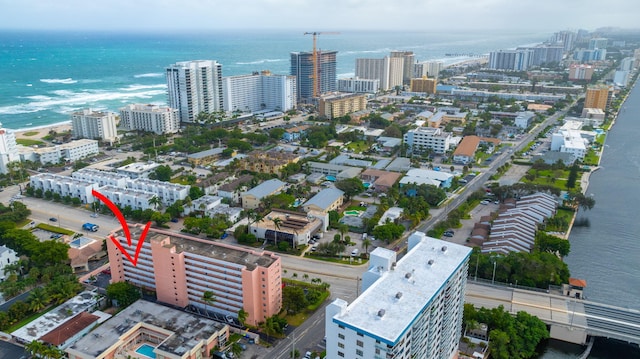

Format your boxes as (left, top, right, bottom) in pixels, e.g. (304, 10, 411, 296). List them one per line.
(114, 226, 278, 271)
(12, 291, 100, 344)
(332, 233, 471, 346)
(68, 300, 227, 358)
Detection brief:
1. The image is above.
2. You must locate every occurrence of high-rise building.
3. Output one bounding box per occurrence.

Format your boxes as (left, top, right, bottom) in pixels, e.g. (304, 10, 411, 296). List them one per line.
(518, 45, 564, 66)
(0, 123, 19, 174)
(390, 51, 415, 85)
(166, 60, 223, 123)
(107, 226, 282, 326)
(549, 31, 576, 52)
(355, 56, 404, 91)
(290, 51, 337, 102)
(588, 38, 608, 50)
(584, 86, 612, 111)
(325, 232, 471, 359)
(573, 48, 607, 62)
(404, 127, 456, 154)
(119, 104, 180, 135)
(414, 61, 444, 78)
(410, 77, 438, 94)
(222, 71, 296, 113)
(71, 109, 118, 144)
(568, 64, 595, 81)
(488, 50, 533, 71)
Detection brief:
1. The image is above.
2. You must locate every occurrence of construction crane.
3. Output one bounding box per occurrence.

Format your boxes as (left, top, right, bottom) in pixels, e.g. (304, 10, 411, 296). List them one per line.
(304, 31, 340, 98)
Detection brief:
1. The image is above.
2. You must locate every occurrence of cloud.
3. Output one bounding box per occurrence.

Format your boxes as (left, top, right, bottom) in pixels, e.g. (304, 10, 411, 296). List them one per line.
(1, 0, 638, 31)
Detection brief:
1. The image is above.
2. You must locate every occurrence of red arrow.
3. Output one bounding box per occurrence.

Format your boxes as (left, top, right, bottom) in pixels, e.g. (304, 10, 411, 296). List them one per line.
(91, 189, 151, 267)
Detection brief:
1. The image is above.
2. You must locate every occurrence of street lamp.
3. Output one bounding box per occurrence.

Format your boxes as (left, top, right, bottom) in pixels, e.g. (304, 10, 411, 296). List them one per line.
(491, 260, 497, 285)
(356, 276, 362, 298)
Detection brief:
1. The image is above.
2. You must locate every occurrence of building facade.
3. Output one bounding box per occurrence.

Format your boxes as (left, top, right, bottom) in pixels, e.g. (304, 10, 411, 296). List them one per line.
(0, 123, 20, 174)
(119, 104, 180, 134)
(319, 93, 368, 119)
(337, 77, 380, 94)
(404, 127, 455, 154)
(29, 173, 98, 204)
(584, 86, 612, 111)
(71, 109, 118, 143)
(0, 245, 19, 281)
(222, 71, 296, 113)
(390, 51, 415, 85)
(325, 232, 471, 359)
(410, 77, 437, 94)
(166, 60, 223, 123)
(355, 57, 404, 91)
(414, 61, 443, 78)
(569, 64, 595, 81)
(107, 227, 282, 326)
(290, 51, 337, 102)
(488, 49, 533, 71)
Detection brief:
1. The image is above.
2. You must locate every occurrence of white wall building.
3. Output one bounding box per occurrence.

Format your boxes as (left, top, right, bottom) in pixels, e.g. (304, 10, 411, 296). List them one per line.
(222, 72, 296, 113)
(126, 178, 189, 207)
(29, 173, 99, 204)
(0, 245, 19, 281)
(325, 232, 471, 359)
(166, 60, 223, 123)
(119, 104, 180, 134)
(515, 111, 536, 129)
(71, 109, 118, 144)
(414, 61, 443, 78)
(337, 77, 380, 94)
(550, 129, 588, 160)
(95, 185, 156, 211)
(72, 168, 128, 188)
(116, 161, 160, 179)
(0, 123, 20, 174)
(355, 56, 404, 91)
(403, 127, 455, 154)
(31, 139, 99, 165)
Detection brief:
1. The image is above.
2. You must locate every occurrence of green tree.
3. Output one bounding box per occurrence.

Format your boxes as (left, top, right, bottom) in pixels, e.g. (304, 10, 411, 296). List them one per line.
(28, 287, 49, 312)
(149, 195, 163, 211)
(271, 217, 283, 247)
(362, 238, 372, 254)
(106, 282, 141, 308)
(237, 308, 248, 327)
(152, 165, 173, 182)
(202, 291, 216, 317)
(334, 177, 365, 201)
(282, 286, 308, 314)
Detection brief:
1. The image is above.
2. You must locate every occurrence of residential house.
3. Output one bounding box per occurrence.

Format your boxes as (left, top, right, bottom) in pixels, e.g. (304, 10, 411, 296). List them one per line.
(241, 179, 286, 209)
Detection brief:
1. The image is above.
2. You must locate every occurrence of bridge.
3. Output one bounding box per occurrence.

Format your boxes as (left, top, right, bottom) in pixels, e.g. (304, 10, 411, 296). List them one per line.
(465, 279, 640, 346)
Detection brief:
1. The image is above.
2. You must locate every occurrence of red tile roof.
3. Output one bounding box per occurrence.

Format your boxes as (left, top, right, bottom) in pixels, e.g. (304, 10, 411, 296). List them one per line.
(40, 312, 100, 346)
(569, 278, 587, 288)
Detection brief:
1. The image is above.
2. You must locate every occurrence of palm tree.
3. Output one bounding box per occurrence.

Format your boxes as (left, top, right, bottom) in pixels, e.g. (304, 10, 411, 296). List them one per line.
(237, 308, 248, 327)
(28, 287, 49, 312)
(362, 238, 372, 255)
(230, 342, 243, 358)
(271, 217, 283, 247)
(149, 195, 162, 211)
(202, 291, 215, 317)
(338, 224, 349, 243)
(25, 340, 45, 358)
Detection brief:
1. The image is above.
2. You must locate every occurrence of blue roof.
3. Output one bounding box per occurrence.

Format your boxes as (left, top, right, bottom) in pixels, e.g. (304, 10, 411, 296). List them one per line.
(303, 188, 344, 211)
(244, 179, 286, 199)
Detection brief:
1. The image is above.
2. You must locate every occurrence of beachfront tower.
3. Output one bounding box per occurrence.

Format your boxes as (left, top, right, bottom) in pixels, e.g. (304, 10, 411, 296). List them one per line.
(166, 60, 223, 123)
(0, 123, 19, 174)
(71, 109, 118, 144)
(290, 51, 337, 103)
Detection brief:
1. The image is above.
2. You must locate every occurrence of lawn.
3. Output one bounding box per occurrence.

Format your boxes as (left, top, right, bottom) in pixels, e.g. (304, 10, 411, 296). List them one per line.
(345, 141, 370, 154)
(21, 131, 40, 137)
(16, 139, 45, 146)
(545, 208, 575, 232)
(583, 149, 600, 166)
(7, 304, 57, 332)
(35, 223, 75, 235)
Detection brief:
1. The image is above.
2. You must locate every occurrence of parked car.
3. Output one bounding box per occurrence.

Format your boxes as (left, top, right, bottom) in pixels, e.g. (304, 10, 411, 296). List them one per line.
(49, 217, 57, 222)
(480, 200, 490, 205)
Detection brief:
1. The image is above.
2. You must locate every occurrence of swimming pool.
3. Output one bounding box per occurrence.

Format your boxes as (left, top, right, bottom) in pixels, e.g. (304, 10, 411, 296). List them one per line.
(135, 344, 156, 359)
(344, 210, 363, 216)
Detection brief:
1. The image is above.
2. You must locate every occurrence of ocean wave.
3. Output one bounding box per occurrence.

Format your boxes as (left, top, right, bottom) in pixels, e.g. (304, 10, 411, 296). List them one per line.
(337, 72, 355, 78)
(134, 73, 164, 78)
(0, 88, 167, 116)
(340, 48, 392, 56)
(40, 78, 77, 84)
(236, 58, 286, 65)
(121, 84, 167, 92)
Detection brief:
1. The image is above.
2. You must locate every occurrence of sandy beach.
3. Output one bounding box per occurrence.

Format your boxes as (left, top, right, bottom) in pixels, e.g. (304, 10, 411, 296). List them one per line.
(14, 123, 72, 141)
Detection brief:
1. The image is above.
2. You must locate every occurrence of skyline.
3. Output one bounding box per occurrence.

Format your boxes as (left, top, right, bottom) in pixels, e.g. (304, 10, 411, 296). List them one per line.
(1, 0, 639, 32)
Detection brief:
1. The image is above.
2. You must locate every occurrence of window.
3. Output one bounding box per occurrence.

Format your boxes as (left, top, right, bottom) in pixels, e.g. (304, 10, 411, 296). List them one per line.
(338, 343, 344, 349)
(356, 340, 363, 347)
(337, 352, 344, 357)
(338, 334, 345, 340)
(357, 332, 364, 337)
(338, 325, 345, 329)
(356, 349, 363, 356)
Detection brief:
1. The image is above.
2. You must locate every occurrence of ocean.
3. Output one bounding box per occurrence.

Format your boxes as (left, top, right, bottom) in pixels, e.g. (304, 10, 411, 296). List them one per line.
(0, 29, 550, 130)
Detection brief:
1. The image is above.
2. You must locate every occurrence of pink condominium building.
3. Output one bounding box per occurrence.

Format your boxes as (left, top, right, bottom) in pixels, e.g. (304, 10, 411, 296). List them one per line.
(107, 226, 282, 326)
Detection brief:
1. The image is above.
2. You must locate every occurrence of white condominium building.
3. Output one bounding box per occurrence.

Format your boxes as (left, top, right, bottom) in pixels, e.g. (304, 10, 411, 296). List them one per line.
(166, 60, 223, 123)
(337, 77, 380, 94)
(127, 178, 189, 207)
(222, 71, 296, 113)
(403, 127, 455, 154)
(355, 56, 404, 91)
(414, 61, 444, 78)
(71, 109, 118, 143)
(29, 173, 99, 204)
(0, 122, 19, 174)
(119, 104, 180, 134)
(32, 139, 99, 165)
(325, 232, 472, 359)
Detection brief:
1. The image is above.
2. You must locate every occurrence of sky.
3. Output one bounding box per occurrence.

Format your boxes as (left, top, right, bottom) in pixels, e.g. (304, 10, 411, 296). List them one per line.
(0, 0, 638, 32)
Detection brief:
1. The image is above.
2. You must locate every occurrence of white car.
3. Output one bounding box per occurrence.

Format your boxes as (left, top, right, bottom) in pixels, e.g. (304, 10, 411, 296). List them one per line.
(480, 200, 490, 205)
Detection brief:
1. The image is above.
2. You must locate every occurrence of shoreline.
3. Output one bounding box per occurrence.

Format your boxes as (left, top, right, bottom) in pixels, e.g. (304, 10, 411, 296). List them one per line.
(13, 121, 72, 141)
